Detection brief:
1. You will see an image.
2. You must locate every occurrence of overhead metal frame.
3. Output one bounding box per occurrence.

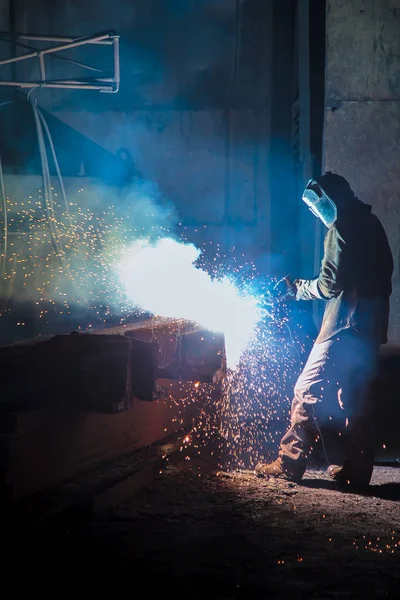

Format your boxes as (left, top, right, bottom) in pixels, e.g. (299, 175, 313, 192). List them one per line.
(0, 30, 120, 93)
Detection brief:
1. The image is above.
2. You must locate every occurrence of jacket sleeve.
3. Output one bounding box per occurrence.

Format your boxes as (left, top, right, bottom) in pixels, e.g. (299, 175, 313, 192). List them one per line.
(295, 226, 346, 301)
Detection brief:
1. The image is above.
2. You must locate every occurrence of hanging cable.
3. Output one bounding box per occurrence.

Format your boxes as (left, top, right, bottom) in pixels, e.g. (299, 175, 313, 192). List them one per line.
(29, 95, 64, 256)
(36, 105, 89, 273)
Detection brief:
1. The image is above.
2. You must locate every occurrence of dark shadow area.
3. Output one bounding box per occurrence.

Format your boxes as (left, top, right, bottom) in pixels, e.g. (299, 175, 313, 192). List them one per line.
(4, 462, 400, 598)
(301, 477, 400, 501)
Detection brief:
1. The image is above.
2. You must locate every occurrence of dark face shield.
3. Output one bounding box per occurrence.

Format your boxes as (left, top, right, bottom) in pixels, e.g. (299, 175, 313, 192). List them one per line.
(302, 180, 338, 228)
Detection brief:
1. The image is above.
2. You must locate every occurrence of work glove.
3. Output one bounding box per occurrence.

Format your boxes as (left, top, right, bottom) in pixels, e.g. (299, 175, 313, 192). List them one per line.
(293, 278, 324, 301)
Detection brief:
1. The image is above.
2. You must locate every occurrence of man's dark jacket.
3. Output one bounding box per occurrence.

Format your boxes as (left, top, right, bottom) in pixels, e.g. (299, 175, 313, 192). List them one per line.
(296, 200, 393, 344)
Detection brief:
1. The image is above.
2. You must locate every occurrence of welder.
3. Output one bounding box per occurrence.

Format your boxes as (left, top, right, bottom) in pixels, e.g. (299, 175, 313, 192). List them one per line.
(256, 172, 393, 486)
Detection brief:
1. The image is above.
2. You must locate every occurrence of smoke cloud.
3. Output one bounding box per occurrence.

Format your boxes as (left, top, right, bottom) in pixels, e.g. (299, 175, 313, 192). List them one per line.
(0, 173, 179, 344)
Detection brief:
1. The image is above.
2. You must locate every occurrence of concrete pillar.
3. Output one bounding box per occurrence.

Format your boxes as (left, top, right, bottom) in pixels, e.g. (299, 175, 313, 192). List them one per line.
(323, 0, 400, 342)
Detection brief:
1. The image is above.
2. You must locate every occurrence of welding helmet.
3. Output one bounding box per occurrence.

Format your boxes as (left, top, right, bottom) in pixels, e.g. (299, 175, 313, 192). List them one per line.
(302, 179, 338, 228)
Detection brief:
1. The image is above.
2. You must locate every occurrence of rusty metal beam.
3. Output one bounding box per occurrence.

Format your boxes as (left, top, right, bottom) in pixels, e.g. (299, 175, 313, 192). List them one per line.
(0, 319, 226, 414)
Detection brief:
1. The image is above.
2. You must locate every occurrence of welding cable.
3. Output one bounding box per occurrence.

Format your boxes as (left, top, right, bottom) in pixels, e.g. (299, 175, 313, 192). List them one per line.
(27, 87, 39, 101)
(29, 96, 64, 257)
(36, 106, 89, 273)
(35, 102, 66, 254)
(30, 99, 55, 224)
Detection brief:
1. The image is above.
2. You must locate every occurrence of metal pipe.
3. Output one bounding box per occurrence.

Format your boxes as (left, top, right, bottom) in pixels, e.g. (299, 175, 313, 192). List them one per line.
(0, 31, 116, 45)
(38, 53, 45, 82)
(0, 80, 115, 90)
(0, 34, 107, 72)
(0, 33, 116, 66)
(49, 78, 115, 83)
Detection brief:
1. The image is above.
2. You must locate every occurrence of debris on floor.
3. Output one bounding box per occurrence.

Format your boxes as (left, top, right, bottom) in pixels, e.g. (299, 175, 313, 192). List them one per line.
(6, 455, 399, 598)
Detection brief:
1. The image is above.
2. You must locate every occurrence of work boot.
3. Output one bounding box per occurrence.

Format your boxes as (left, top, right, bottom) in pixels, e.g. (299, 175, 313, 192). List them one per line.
(254, 457, 304, 483)
(327, 463, 372, 486)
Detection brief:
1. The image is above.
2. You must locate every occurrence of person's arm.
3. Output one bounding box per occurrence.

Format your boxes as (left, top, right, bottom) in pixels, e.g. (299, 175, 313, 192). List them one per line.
(294, 226, 346, 301)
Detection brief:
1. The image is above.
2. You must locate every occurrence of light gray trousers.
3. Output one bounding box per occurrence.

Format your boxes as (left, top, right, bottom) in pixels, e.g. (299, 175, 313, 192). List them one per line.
(279, 330, 378, 478)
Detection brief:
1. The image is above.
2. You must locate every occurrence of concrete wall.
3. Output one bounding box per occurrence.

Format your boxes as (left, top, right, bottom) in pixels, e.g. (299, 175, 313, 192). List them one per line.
(52, 108, 270, 252)
(324, 0, 400, 342)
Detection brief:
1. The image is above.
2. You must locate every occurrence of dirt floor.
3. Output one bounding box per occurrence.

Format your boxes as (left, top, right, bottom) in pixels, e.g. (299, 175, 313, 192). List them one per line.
(7, 458, 399, 598)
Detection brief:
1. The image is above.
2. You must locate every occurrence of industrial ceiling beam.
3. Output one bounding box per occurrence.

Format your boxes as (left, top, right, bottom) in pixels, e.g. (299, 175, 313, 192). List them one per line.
(0, 30, 120, 92)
